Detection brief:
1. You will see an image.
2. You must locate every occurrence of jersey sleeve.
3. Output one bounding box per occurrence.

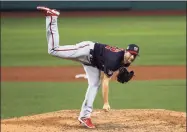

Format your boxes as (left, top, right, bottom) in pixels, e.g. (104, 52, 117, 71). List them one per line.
(104, 66, 113, 77)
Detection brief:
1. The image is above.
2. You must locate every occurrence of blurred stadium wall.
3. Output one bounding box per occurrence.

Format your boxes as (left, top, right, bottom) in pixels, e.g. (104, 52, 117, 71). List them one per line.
(1, 1, 186, 11)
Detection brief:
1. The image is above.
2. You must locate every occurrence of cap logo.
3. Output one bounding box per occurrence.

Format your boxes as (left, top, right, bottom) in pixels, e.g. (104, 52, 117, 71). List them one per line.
(134, 47, 138, 51)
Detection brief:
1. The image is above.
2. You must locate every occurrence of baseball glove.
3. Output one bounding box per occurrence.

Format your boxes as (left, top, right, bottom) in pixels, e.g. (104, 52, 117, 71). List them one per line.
(117, 67, 134, 83)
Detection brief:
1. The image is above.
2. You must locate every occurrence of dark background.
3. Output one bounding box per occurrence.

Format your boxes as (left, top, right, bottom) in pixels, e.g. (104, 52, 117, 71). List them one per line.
(1, 1, 186, 11)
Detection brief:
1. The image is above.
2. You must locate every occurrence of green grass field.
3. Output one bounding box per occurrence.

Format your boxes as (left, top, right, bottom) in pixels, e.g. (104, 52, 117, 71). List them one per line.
(1, 15, 186, 119)
(1, 16, 186, 66)
(1, 80, 186, 119)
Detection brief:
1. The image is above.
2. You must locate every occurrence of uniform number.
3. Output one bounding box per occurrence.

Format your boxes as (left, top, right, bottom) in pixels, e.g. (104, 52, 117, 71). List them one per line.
(105, 45, 123, 52)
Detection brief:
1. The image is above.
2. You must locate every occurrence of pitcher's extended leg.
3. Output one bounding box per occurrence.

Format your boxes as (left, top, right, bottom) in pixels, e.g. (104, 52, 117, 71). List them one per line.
(79, 65, 101, 118)
(38, 7, 95, 62)
(46, 16, 78, 58)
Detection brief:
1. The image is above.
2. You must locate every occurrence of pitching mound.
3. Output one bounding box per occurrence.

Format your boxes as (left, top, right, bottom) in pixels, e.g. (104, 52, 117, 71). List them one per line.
(1, 109, 186, 132)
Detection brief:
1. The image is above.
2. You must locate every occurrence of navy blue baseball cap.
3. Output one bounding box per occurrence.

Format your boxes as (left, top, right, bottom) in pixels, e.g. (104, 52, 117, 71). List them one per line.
(126, 44, 140, 56)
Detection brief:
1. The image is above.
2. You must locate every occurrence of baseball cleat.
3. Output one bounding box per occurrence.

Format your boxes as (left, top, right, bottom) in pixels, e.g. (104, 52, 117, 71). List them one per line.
(78, 117, 96, 129)
(37, 6, 60, 16)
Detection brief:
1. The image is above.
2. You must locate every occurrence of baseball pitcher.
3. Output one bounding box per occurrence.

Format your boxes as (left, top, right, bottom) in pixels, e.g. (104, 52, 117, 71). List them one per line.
(37, 6, 140, 129)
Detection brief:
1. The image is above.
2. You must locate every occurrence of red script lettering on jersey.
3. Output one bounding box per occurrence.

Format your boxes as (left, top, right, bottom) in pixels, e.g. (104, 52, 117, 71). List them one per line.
(105, 45, 124, 52)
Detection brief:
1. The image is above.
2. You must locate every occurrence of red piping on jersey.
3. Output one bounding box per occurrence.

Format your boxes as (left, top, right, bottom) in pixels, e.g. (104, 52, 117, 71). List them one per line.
(54, 44, 90, 51)
(50, 16, 55, 49)
(49, 16, 89, 51)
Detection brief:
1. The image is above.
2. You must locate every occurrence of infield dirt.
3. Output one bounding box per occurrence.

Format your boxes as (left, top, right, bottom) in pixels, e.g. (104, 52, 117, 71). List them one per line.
(1, 66, 186, 82)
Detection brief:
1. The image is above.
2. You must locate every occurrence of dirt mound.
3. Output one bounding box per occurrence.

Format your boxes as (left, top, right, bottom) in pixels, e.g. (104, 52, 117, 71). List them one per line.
(1, 109, 186, 132)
